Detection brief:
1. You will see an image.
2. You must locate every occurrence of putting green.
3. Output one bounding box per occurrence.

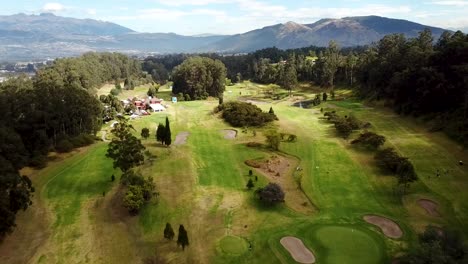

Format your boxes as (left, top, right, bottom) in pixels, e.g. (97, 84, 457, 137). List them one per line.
(311, 225, 385, 264)
(218, 235, 249, 256)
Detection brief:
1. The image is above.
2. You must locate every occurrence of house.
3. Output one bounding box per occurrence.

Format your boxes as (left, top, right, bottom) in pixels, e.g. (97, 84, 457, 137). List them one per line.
(150, 103, 166, 112)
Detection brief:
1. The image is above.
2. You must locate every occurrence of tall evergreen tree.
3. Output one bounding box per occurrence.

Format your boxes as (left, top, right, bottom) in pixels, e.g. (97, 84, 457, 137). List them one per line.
(156, 123, 166, 144)
(177, 224, 189, 250)
(164, 117, 172, 146)
(164, 223, 175, 240)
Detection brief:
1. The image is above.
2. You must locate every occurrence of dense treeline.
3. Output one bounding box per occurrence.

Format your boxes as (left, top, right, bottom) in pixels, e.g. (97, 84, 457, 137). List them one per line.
(38, 52, 141, 91)
(172, 56, 227, 100)
(356, 30, 468, 144)
(0, 52, 142, 236)
(148, 30, 467, 144)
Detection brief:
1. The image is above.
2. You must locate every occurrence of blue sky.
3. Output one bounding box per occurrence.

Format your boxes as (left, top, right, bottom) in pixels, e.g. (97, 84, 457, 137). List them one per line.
(2, 0, 468, 35)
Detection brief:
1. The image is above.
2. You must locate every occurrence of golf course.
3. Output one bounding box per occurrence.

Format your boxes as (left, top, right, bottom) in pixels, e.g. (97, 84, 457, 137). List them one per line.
(1, 81, 467, 264)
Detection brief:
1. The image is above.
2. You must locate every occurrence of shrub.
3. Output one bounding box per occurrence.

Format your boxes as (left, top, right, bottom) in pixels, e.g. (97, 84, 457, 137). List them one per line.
(255, 183, 285, 205)
(56, 139, 74, 153)
(265, 130, 281, 150)
(70, 134, 94, 147)
(123, 185, 144, 215)
(110, 88, 120, 96)
(351, 132, 386, 149)
(29, 154, 47, 168)
(374, 147, 404, 173)
(217, 101, 277, 127)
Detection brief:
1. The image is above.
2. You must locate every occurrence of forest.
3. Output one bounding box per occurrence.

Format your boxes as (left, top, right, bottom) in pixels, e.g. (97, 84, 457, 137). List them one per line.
(0, 52, 142, 236)
(144, 29, 468, 145)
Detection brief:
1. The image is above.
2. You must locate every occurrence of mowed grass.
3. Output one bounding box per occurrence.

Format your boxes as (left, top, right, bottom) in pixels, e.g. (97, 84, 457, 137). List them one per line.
(46, 144, 114, 228)
(4, 83, 468, 264)
(310, 225, 386, 264)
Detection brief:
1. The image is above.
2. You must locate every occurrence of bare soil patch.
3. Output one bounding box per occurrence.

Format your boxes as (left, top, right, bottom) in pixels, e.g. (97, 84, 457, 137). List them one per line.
(238, 97, 269, 104)
(417, 199, 441, 217)
(364, 215, 403, 239)
(245, 155, 315, 214)
(174, 131, 190, 145)
(221, 129, 237, 139)
(280, 236, 315, 263)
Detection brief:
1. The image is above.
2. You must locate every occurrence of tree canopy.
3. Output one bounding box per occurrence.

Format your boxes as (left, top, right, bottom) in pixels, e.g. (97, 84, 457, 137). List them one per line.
(255, 183, 285, 205)
(172, 56, 227, 100)
(217, 101, 278, 127)
(106, 117, 145, 172)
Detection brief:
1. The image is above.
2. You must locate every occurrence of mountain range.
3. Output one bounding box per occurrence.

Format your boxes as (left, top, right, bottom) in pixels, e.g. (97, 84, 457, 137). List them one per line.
(0, 13, 449, 61)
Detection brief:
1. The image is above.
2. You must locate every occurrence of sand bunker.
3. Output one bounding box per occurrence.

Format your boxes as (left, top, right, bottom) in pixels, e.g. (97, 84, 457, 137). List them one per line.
(418, 199, 441, 217)
(221, 129, 237, 139)
(174, 131, 190, 145)
(364, 215, 403, 239)
(280, 236, 315, 264)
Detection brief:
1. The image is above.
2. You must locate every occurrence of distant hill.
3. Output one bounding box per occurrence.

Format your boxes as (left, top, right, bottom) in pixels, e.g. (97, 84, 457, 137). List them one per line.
(0, 14, 450, 61)
(203, 16, 448, 52)
(0, 13, 134, 36)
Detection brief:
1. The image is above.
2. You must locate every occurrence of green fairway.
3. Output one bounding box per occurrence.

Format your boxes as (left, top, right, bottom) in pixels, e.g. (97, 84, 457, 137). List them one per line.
(218, 235, 249, 256)
(46, 144, 114, 228)
(3, 82, 468, 264)
(309, 225, 386, 264)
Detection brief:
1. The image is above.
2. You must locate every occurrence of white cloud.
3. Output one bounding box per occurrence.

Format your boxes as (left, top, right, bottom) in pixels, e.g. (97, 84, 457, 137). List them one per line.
(42, 2, 66, 13)
(430, 1, 468, 6)
(104, 1, 433, 35)
(87, 9, 97, 16)
(156, 0, 232, 6)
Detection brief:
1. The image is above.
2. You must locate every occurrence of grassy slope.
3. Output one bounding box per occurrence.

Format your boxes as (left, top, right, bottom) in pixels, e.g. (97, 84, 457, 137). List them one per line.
(2, 82, 467, 264)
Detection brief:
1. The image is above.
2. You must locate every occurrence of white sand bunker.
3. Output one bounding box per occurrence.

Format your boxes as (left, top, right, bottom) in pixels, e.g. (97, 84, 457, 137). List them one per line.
(364, 215, 403, 239)
(280, 236, 315, 264)
(221, 129, 237, 139)
(418, 199, 441, 217)
(174, 131, 190, 145)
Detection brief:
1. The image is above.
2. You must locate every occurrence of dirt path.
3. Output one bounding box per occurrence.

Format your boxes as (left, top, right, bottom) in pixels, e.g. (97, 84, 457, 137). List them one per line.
(364, 215, 403, 239)
(174, 131, 190, 145)
(280, 236, 315, 263)
(221, 129, 237, 139)
(417, 199, 441, 217)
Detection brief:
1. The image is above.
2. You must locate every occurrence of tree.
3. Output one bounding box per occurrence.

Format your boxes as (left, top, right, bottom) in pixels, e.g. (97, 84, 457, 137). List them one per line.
(396, 159, 418, 194)
(164, 117, 172, 146)
(164, 223, 175, 240)
(278, 54, 298, 95)
(322, 41, 341, 89)
(147, 86, 156, 97)
(345, 51, 358, 86)
(334, 119, 353, 138)
(172, 56, 227, 100)
(123, 185, 144, 215)
(141, 128, 150, 140)
(218, 101, 277, 127)
(265, 130, 281, 150)
(351, 132, 386, 149)
(255, 183, 285, 205)
(246, 179, 255, 190)
(177, 225, 189, 250)
(399, 226, 468, 263)
(156, 123, 166, 144)
(106, 117, 145, 172)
